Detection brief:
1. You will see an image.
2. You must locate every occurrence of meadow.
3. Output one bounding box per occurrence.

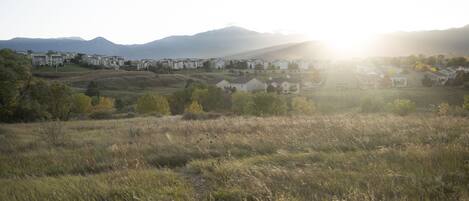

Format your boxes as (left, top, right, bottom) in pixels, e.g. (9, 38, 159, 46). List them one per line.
(1, 114, 468, 200)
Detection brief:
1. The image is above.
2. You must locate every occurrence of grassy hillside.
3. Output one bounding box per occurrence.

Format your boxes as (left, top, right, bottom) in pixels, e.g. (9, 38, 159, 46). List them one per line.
(34, 69, 237, 98)
(1, 114, 468, 200)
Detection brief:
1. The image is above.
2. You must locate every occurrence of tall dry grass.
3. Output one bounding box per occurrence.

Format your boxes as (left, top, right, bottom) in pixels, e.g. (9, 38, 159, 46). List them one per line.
(0, 114, 468, 200)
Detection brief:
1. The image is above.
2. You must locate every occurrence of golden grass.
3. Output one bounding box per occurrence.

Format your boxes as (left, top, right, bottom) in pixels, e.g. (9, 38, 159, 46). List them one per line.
(1, 114, 468, 200)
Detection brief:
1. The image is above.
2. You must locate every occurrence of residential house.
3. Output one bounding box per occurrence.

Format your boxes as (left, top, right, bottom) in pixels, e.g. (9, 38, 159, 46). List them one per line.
(267, 76, 301, 94)
(426, 71, 449, 86)
(272, 60, 289, 70)
(48, 54, 64, 67)
(390, 75, 408, 88)
(31, 54, 48, 66)
(216, 77, 266, 92)
(214, 59, 225, 69)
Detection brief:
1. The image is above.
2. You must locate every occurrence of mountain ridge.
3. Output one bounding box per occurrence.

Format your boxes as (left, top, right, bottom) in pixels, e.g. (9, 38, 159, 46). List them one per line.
(0, 26, 308, 59)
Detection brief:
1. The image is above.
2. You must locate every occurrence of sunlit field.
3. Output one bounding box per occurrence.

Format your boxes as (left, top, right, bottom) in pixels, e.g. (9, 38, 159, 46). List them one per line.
(1, 114, 468, 200)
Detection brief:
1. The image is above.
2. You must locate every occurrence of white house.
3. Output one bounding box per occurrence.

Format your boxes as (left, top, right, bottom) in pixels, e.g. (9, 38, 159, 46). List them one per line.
(267, 76, 301, 94)
(214, 59, 225, 69)
(48, 54, 64, 67)
(390, 76, 408, 88)
(216, 77, 266, 92)
(31, 54, 48, 66)
(272, 60, 289, 70)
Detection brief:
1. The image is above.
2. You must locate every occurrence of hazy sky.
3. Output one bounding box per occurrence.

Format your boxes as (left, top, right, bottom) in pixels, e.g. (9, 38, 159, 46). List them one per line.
(1, 0, 469, 44)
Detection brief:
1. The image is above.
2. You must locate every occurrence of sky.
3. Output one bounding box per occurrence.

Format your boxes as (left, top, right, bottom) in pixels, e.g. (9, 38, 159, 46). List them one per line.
(1, 0, 469, 44)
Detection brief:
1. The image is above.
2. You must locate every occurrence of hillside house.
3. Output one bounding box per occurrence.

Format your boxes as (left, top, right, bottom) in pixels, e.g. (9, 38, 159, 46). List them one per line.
(214, 59, 225, 69)
(272, 60, 289, 70)
(267, 76, 301, 94)
(216, 77, 266, 92)
(31, 54, 48, 66)
(426, 71, 449, 86)
(48, 54, 64, 67)
(390, 76, 408, 88)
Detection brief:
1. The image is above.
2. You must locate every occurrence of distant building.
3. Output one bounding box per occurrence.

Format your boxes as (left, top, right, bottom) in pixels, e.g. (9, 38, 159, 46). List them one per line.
(48, 54, 64, 67)
(266, 76, 301, 94)
(216, 77, 266, 92)
(31, 54, 48, 66)
(390, 76, 408, 88)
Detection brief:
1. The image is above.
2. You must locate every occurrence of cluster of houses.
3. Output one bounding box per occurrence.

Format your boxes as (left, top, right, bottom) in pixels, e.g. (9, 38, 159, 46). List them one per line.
(134, 58, 321, 71)
(355, 64, 469, 88)
(81, 55, 125, 70)
(31, 53, 75, 67)
(216, 75, 305, 94)
(30, 51, 126, 70)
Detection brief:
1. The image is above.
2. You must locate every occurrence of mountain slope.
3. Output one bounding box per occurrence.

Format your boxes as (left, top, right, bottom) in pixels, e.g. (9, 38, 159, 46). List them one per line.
(232, 25, 469, 60)
(0, 26, 308, 59)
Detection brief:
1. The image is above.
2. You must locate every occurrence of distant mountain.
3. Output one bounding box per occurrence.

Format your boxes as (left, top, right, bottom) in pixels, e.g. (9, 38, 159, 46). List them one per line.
(0, 26, 308, 59)
(232, 25, 469, 60)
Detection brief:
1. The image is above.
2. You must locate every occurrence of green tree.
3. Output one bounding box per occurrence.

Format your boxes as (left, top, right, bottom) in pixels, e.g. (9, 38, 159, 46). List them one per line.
(252, 92, 287, 116)
(0, 49, 32, 122)
(386, 99, 416, 116)
(231, 92, 254, 115)
(136, 93, 170, 115)
(85, 81, 100, 97)
(70, 93, 92, 114)
(47, 82, 72, 120)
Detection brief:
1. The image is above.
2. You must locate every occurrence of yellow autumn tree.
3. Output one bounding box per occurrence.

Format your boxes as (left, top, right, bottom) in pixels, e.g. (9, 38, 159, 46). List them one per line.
(185, 101, 204, 114)
(93, 96, 114, 113)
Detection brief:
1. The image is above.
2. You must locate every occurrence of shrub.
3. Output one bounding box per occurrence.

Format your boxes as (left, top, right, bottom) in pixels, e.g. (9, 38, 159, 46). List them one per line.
(93, 96, 114, 113)
(437, 102, 450, 116)
(89, 111, 113, 120)
(463, 95, 469, 110)
(70, 93, 92, 114)
(185, 101, 204, 114)
(252, 93, 287, 116)
(182, 112, 221, 120)
(386, 99, 416, 116)
(291, 96, 315, 115)
(360, 97, 384, 113)
(37, 121, 66, 146)
(136, 93, 170, 115)
(231, 92, 254, 115)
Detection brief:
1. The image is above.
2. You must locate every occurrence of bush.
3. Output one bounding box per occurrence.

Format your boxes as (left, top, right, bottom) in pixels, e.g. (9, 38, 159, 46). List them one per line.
(252, 93, 287, 116)
(185, 101, 204, 114)
(291, 96, 315, 115)
(231, 92, 254, 115)
(93, 96, 114, 113)
(437, 102, 450, 116)
(182, 112, 221, 121)
(463, 95, 469, 110)
(360, 97, 384, 113)
(89, 111, 113, 120)
(136, 93, 170, 115)
(386, 99, 416, 116)
(37, 121, 66, 146)
(70, 93, 92, 114)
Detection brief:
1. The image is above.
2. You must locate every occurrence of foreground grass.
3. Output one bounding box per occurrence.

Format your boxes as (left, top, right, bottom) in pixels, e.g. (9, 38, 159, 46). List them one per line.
(1, 114, 469, 200)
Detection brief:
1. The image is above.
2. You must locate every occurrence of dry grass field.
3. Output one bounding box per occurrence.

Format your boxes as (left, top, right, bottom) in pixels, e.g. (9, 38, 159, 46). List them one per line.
(1, 114, 469, 200)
